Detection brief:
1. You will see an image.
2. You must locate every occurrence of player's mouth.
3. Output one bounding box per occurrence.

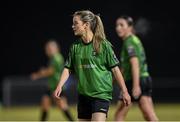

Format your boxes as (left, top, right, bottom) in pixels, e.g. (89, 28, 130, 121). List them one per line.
(73, 28, 77, 32)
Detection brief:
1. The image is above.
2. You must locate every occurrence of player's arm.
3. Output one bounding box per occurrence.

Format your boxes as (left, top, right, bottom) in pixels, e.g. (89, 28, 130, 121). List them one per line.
(130, 57, 141, 99)
(126, 43, 141, 98)
(31, 66, 54, 80)
(130, 57, 140, 89)
(54, 68, 70, 99)
(112, 66, 131, 106)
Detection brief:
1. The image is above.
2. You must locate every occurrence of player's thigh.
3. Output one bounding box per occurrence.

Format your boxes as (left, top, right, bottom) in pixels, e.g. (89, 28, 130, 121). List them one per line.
(91, 112, 106, 121)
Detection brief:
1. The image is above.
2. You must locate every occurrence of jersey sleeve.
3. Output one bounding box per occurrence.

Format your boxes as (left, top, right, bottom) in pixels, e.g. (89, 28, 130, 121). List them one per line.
(58, 54, 65, 71)
(125, 41, 138, 58)
(49, 56, 57, 68)
(105, 42, 120, 69)
(64, 45, 74, 70)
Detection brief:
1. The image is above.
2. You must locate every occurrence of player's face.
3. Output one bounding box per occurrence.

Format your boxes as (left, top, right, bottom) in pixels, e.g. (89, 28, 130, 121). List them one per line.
(45, 44, 51, 57)
(72, 15, 87, 36)
(116, 18, 131, 38)
(45, 44, 56, 57)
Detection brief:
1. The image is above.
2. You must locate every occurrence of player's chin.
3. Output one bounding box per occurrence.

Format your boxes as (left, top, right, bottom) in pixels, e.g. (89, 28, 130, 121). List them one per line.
(74, 32, 81, 36)
(118, 33, 124, 38)
(116, 32, 121, 37)
(73, 31, 78, 35)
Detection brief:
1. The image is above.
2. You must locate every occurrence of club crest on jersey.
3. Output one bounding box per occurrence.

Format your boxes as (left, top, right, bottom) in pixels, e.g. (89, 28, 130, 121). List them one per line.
(92, 50, 97, 56)
(127, 46, 135, 55)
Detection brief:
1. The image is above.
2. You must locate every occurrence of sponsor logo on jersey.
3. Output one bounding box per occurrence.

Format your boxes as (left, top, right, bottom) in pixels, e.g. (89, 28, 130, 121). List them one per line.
(79, 64, 97, 69)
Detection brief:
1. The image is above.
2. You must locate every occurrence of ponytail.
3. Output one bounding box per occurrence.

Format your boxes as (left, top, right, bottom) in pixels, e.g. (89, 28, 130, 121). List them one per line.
(93, 15, 106, 54)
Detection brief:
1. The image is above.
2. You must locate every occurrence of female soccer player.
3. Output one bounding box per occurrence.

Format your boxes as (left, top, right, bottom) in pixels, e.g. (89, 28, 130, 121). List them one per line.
(115, 16, 158, 121)
(54, 10, 131, 121)
(31, 40, 73, 121)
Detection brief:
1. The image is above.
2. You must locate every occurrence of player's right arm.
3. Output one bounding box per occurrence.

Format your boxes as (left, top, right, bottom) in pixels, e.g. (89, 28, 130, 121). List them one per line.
(54, 68, 70, 99)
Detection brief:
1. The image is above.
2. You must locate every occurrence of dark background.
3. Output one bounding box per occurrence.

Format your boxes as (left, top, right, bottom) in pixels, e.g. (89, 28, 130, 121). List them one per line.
(1, 0, 180, 102)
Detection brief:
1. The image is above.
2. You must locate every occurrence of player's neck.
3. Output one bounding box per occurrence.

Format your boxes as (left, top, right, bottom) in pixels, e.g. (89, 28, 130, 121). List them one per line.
(123, 33, 133, 40)
(82, 31, 93, 44)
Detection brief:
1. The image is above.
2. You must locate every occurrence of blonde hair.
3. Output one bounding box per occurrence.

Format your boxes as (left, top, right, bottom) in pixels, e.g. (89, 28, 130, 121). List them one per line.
(73, 10, 106, 53)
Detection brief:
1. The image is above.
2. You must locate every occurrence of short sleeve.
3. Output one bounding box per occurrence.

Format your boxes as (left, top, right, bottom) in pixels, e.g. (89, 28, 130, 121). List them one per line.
(105, 42, 120, 69)
(49, 56, 57, 68)
(125, 41, 137, 58)
(64, 46, 74, 70)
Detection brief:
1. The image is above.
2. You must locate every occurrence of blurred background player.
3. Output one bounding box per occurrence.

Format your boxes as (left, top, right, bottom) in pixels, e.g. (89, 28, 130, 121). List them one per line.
(31, 40, 73, 121)
(115, 16, 158, 121)
(54, 10, 131, 121)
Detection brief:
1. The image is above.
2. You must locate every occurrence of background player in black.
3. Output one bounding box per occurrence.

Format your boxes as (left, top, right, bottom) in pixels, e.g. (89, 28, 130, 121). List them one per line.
(115, 16, 158, 121)
(31, 41, 73, 121)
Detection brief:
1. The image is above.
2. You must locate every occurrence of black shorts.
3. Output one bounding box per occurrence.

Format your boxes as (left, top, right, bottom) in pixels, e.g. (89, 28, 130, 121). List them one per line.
(119, 76, 152, 101)
(78, 94, 110, 119)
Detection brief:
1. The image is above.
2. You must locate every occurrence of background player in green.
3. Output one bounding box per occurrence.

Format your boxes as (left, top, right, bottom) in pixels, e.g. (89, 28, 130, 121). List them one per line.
(31, 40, 73, 121)
(115, 16, 158, 121)
(54, 10, 131, 121)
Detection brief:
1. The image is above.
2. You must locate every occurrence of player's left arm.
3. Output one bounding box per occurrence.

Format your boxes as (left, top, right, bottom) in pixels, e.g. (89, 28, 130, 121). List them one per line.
(112, 66, 131, 106)
(31, 66, 54, 80)
(105, 42, 131, 105)
(126, 43, 141, 98)
(130, 57, 141, 98)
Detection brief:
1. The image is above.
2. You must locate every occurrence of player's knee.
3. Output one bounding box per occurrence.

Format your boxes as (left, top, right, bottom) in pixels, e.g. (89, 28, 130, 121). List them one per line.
(56, 99, 68, 110)
(115, 102, 132, 121)
(41, 96, 50, 110)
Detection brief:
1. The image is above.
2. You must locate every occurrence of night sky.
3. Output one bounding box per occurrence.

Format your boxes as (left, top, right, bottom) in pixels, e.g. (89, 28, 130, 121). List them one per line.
(1, 0, 179, 82)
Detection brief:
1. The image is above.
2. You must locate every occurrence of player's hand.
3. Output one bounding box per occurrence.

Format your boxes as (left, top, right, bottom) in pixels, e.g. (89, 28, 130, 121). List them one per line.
(54, 85, 62, 99)
(122, 91, 131, 106)
(132, 85, 141, 100)
(30, 73, 39, 80)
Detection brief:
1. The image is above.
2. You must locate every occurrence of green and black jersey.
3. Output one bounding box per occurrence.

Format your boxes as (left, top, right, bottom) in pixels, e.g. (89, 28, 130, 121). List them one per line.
(65, 39, 119, 101)
(48, 53, 64, 92)
(120, 35, 149, 81)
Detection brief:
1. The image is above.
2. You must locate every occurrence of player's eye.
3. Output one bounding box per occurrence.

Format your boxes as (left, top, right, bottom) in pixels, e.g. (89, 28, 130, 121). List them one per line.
(120, 23, 124, 27)
(73, 22, 78, 26)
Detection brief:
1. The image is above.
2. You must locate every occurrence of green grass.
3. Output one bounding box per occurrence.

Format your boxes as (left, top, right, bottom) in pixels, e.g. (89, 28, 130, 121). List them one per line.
(0, 103, 180, 121)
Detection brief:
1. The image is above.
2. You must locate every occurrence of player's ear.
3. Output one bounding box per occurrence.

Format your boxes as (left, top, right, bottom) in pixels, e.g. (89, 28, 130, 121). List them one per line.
(84, 22, 90, 29)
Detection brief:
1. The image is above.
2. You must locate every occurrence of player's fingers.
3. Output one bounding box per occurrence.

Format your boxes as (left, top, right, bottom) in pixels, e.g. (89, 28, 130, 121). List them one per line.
(123, 98, 127, 106)
(133, 91, 141, 100)
(57, 90, 62, 99)
(57, 90, 60, 97)
(125, 96, 131, 106)
(127, 98, 131, 106)
(54, 91, 60, 99)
